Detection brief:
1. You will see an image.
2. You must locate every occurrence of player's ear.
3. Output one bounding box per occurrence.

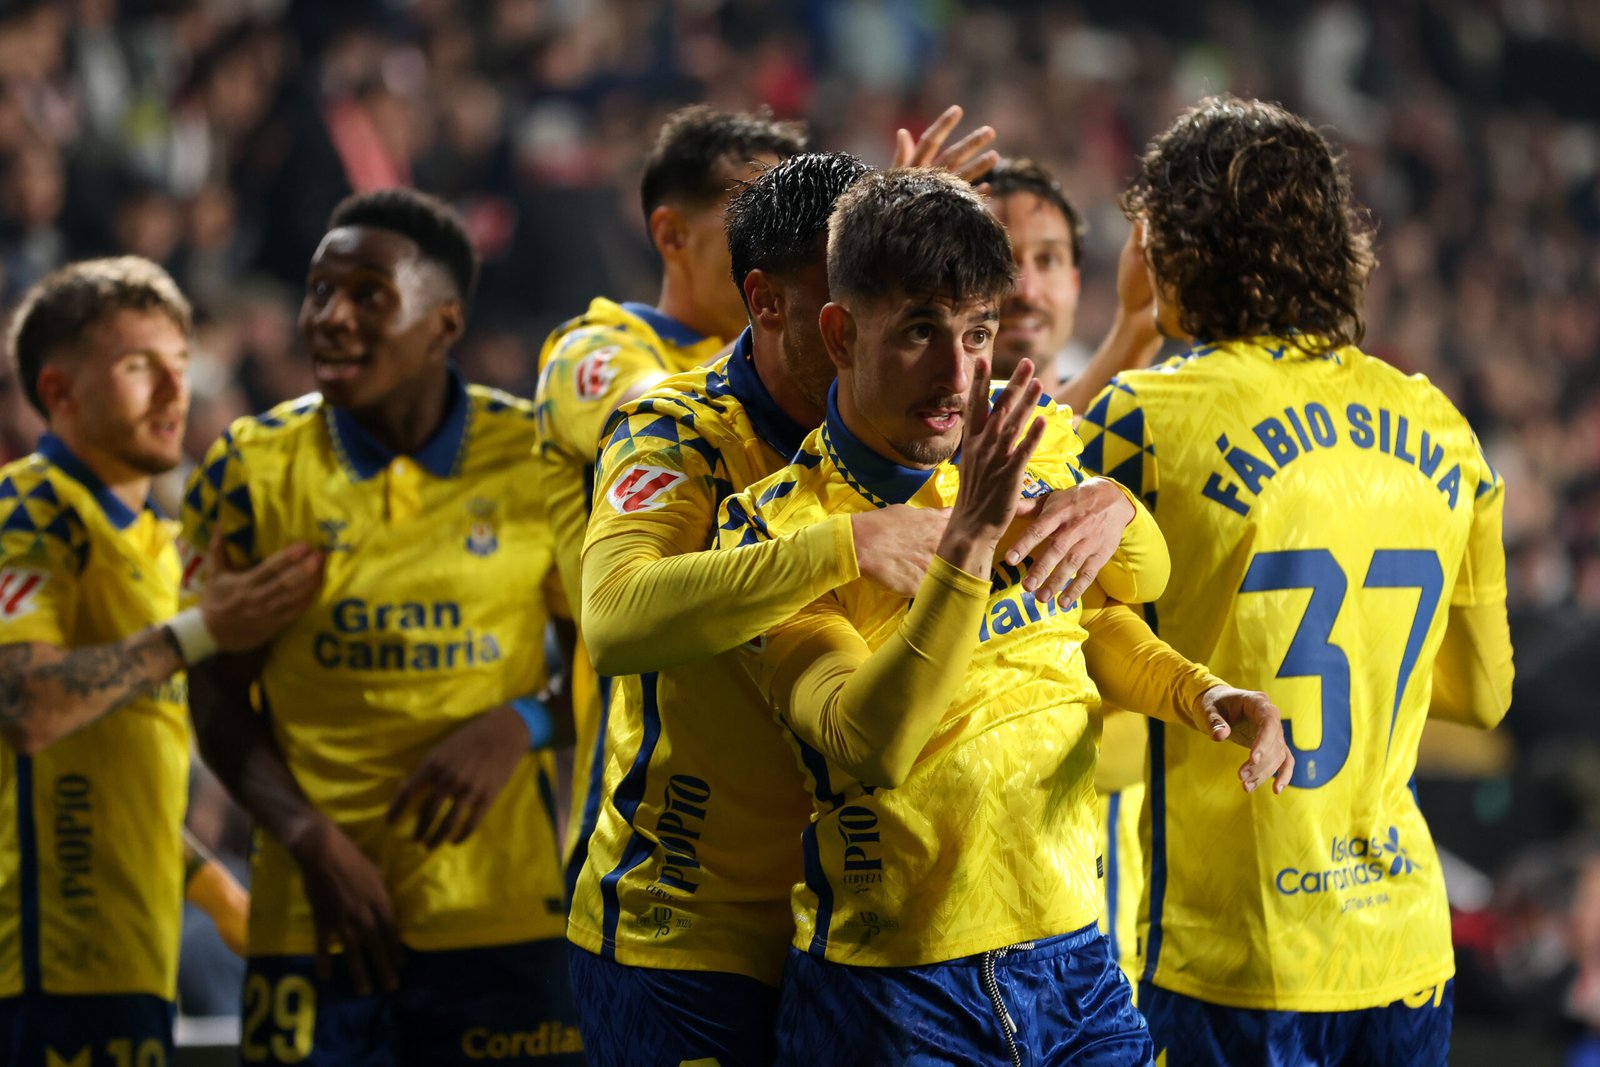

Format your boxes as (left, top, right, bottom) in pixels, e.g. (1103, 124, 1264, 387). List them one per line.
(648, 204, 687, 261)
(34, 363, 74, 419)
(432, 299, 465, 354)
(743, 269, 780, 331)
(818, 302, 854, 372)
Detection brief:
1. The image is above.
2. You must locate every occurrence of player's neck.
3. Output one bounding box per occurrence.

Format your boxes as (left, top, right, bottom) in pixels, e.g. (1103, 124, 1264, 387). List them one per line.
(347, 367, 453, 457)
(654, 278, 726, 343)
(49, 425, 154, 515)
(751, 333, 825, 429)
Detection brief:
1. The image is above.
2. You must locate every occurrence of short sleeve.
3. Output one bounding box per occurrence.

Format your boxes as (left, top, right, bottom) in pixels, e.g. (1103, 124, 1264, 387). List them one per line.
(178, 431, 260, 607)
(534, 325, 671, 464)
(0, 476, 87, 646)
(1452, 436, 1507, 608)
(1078, 377, 1160, 508)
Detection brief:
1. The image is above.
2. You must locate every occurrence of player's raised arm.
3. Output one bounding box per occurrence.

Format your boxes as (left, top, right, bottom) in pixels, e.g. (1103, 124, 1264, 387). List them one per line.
(1081, 593, 1294, 794)
(0, 526, 321, 755)
(1054, 221, 1164, 413)
(737, 360, 1044, 788)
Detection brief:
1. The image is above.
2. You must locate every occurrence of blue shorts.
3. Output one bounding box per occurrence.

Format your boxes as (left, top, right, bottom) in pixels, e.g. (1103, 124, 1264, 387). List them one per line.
(1140, 978, 1454, 1067)
(567, 945, 779, 1067)
(242, 938, 583, 1066)
(775, 923, 1152, 1067)
(0, 992, 173, 1066)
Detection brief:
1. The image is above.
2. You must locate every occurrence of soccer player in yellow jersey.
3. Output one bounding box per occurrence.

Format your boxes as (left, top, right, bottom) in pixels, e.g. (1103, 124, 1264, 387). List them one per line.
(532, 106, 805, 891)
(567, 149, 1150, 1066)
(0, 257, 321, 1066)
(717, 169, 1294, 1067)
(1078, 96, 1515, 1065)
(986, 157, 1166, 988)
(182, 190, 582, 1065)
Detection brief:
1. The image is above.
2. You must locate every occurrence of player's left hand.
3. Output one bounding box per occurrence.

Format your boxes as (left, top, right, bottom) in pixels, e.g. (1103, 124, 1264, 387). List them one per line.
(1003, 478, 1136, 604)
(387, 704, 529, 849)
(1198, 685, 1295, 795)
(892, 104, 1000, 184)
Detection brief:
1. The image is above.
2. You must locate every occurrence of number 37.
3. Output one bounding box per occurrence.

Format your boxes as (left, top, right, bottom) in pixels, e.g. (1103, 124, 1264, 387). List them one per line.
(1239, 548, 1443, 789)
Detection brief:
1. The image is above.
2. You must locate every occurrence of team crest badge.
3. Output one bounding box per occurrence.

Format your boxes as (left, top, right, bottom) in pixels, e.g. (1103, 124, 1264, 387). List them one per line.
(575, 345, 621, 400)
(317, 518, 353, 552)
(466, 497, 499, 556)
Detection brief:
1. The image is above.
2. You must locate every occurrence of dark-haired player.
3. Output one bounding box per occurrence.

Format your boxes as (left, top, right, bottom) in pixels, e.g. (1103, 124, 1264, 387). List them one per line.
(182, 189, 581, 1064)
(0, 256, 321, 1064)
(717, 168, 1292, 1066)
(1078, 95, 1514, 1065)
(532, 106, 806, 891)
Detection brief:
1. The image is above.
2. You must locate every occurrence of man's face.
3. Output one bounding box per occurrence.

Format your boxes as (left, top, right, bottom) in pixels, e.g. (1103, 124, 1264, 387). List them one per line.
(774, 258, 835, 412)
(299, 226, 453, 412)
(840, 290, 999, 467)
(63, 307, 190, 476)
(990, 191, 1079, 375)
(684, 157, 779, 341)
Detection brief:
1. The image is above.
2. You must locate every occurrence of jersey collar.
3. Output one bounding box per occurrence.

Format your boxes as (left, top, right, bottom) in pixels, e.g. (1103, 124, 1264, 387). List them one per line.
(724, 328, 810, 460)
(821, 380, 935, 507)
(35, 432, 141, 529)
(327, 367, 471, 482)
(620, 302, 706, 348)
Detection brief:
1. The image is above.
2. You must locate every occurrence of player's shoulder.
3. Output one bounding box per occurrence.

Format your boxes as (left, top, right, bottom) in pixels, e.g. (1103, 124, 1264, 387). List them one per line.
(0, 453, 91, 572)
(222, 393, 326, 454)
(735, 427, 836, 533)
(540, 298, 665, 373)
(464, 384, 538, 458)
(1350, 348, 1471, 424)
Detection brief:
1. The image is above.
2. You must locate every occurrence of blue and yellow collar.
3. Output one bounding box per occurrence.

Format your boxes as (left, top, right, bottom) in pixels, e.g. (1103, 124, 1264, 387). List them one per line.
(821, 380, 936, 507)
(621, 302, 706, 349)
(326, 367, 471, 482)
(724, 328, 811, 461)
(36, 432, 142, 529)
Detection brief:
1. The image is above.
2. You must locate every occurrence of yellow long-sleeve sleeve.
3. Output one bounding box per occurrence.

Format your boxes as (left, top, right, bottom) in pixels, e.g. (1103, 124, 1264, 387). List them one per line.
(1429, 602, 1514, 729)
(582, 512, 859, 677)
(1081, 593, 1222, 733)
(757, 555, 993, 790)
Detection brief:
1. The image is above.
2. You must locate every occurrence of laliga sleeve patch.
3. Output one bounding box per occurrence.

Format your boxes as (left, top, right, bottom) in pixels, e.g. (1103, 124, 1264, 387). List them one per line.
(0, 567, 47, 621)
(575, 345, 621, 400)
(606, 465, 687, 514)
(178, 538, 207, 596)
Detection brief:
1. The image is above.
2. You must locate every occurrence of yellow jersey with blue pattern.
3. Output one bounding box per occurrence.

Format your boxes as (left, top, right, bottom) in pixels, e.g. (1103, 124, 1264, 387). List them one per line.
(533, 298, 726, 877)
(179, 373, 567, 956)
(1077, 336, 1509, 1011)
(0, 435, 188, 1000)
(569, 331, 859, 986)
(713, 389, 1130, 969)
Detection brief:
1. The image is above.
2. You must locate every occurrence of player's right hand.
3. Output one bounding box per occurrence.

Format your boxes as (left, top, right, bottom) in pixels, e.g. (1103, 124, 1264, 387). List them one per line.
(198, 527, 324, 651)
(1198, 685, 1295, 795)
(892, 104, 1000, 185)
(851, 505, 950, 597)
(942, 358, 1046, 573)
(287, 818, 404, 996)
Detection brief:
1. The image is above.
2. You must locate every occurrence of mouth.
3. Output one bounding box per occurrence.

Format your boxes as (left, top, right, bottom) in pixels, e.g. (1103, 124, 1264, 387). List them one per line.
(915, 406, 963, 434)
(311, 351, 368, 383)
(146, 415, 183, 439)
(1000, 312, 1049, 335)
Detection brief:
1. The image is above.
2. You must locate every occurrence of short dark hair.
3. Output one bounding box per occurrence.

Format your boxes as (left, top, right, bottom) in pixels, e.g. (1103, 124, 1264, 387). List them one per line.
(827, 168, 1016, 309)
(10, 256, 192, 416)
(987, 157, 1084, 267)
(1123, 94, 1375, 350)
(640, 105, 807, 224)
(725, 151, 873, 301)
(327, 187, 478, 306)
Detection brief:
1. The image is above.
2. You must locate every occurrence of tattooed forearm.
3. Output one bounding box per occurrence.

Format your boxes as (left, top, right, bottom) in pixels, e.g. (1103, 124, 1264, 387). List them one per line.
(0, 627, 183, 753)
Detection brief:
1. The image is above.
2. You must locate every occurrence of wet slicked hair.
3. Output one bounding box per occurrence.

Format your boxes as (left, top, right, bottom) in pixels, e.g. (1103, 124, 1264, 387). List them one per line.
(640, 105, 807, 224)
(1123, 94, 1375, 350)
(11, 256, 191, 416)
(327, 187, 478, 306)
(987, 157, 1084, 267)
(827, 168, 1017, 309)
(725, 151, 874, 302)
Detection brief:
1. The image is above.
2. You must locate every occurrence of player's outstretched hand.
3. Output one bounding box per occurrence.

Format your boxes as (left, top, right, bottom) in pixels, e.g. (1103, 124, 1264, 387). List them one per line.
(852, 505, 951, 597)
(386, 704, 527, 850)
(1197, 685, 1295, 795)
(1004, 478, 1135, 605)
(940, 358, 1047, 576)
(892, 104, 1000, 185)
(288, 818, 403, 996)
(199, 526, 324, 651)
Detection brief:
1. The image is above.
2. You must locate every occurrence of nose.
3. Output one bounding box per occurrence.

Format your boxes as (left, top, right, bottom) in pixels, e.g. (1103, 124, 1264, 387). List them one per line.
(307, 288, 355, 334)
(1013, 261, 1046, 308)
(156, 354, 188, 406)
(930, 333, 975, 397)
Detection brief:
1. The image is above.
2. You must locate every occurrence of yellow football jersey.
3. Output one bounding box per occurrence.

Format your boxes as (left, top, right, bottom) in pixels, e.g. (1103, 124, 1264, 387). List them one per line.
(179, 376, 567, 956)
(1078, 336, 1509, 1011)
(0, 435, 188, 1000)
(1096, 779, 1145, 990)
(533, 298, 726, 873)
(715, 392, 1122, 968)
(568, 333, 855, 985)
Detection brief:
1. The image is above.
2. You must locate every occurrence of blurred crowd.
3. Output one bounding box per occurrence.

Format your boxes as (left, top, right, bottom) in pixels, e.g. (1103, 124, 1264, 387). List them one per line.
(0, 0, 1596, 1046)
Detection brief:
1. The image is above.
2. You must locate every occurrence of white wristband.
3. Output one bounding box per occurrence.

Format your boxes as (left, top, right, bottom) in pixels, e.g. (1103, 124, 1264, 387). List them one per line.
(166, 607, 220, 665)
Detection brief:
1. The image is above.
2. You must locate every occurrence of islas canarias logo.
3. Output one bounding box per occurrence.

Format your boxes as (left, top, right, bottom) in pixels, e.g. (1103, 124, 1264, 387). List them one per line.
(1275, 825, 1419, 897)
